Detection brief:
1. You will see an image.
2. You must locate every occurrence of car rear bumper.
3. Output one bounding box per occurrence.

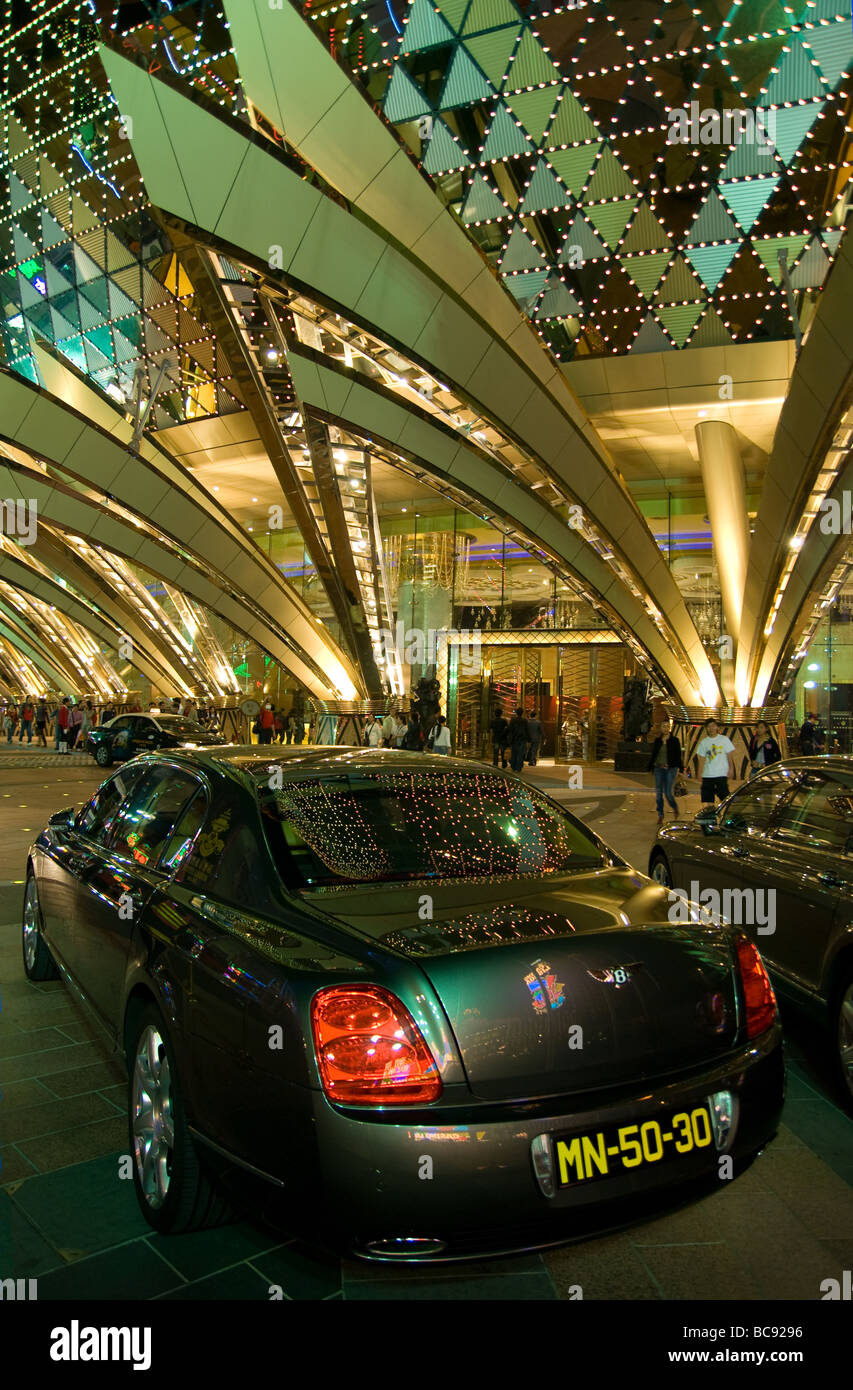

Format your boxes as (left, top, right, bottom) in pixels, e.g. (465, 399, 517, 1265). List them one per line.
(303, 1024, 784, 1261)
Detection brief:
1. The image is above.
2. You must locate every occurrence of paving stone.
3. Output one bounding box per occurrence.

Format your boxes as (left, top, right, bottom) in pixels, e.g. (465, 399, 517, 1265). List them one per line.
(15, 1115, 127, 1173)
(751, 1143, 853, 1238)
(157, 1264, 273, 1300)
(343, 1269, 557, 1299)
(635, 1241, 765, 1300)
(0, 1078, 54, 1111)
(144, 1222, 286, 1282)
(250, 1243, 343, 1300)
(10, 1154, 149, 1252)
(0, 1040, 109, 1084)
(0, 1192, 67, 1278)
(0, 1026, 78, 1060)
(1, 1092, 117, 1144)
(34, 1241, 179, 1301)
(545, 1231, 660, 1300)
(0, 1146, 38, 1185)
(39, 1059, 125, 1099)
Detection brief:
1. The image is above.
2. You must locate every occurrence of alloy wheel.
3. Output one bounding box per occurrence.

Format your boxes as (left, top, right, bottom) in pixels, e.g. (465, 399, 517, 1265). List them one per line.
(132, 1024, 176, 1210)
(23, 877, 39, 971)
(651, 858, 672, 888)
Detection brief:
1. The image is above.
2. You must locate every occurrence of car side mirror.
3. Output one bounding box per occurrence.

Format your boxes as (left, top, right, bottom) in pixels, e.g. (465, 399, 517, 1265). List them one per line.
(48, 807, 75, 828)
(695, 806, 718, 828)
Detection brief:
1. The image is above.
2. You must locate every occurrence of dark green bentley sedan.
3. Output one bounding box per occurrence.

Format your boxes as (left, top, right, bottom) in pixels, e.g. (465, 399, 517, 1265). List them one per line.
(23, 747, 783, 1261)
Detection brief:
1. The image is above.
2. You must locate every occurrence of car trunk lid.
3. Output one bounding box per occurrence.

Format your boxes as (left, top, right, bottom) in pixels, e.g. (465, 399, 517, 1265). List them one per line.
(315, 870, 740, 1100)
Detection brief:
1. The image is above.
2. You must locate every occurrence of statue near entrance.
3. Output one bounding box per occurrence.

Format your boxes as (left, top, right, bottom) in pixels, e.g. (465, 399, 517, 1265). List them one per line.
(623, 677, 652, 742)
(412, 675, 441, 735)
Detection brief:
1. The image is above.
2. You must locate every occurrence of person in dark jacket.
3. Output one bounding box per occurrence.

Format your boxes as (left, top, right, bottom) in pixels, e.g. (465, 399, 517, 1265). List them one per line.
(508, 708, 529, 773)
(490, 710, 509, 768)
(799, 712, 825, 755)
(749, 721, 782, 775)
(403, 713, 423, 751)
(647, 716, 683, 826)
(526, 713, 543, 766)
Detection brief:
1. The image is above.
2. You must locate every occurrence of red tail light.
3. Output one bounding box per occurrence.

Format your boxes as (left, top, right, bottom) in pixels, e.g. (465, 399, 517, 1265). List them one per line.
(735, 936, 777, 1038)
(311, 985, 442, 1105)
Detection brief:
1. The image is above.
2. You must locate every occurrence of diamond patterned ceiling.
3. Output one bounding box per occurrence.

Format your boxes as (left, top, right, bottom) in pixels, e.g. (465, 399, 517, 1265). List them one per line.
(0, 1, 245, 421)
(310, 0, 853, 359)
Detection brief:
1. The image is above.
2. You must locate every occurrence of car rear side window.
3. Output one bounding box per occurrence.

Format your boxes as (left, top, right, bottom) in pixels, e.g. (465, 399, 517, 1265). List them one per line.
(107, 765, 204, 868)
(159, 788, 209, 873)
(770, 774, 853, 853)
(718, 770, 797, 834)
(76, 765, 148, 846)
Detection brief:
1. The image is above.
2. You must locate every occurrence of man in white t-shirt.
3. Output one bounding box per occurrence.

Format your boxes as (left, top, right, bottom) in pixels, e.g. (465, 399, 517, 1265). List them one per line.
(695, 718, 736, 804)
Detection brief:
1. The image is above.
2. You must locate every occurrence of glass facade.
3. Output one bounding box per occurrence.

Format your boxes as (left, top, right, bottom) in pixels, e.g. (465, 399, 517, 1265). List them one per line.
(790, 599, 853, 753)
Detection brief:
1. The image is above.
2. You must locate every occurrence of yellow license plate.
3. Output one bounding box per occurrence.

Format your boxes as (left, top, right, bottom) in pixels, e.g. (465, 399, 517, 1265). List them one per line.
(554, 1105, 714, 1187)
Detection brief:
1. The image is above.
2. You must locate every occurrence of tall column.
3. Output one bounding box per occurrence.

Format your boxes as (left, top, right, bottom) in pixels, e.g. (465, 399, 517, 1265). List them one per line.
(695, 420, 750, 705)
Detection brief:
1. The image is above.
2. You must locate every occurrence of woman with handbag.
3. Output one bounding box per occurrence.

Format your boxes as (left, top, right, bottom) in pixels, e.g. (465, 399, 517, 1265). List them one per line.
(647, 716, 684, 827)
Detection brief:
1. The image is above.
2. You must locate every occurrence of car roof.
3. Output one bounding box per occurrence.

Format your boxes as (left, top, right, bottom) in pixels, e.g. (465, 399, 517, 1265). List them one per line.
(138, 744, 493, 776)
(761, 754, 853, 769)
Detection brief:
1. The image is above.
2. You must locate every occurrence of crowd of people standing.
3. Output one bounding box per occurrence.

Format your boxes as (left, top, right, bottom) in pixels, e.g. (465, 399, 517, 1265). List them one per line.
(361, 709, 450, 753)
(2, 695, 99, 752)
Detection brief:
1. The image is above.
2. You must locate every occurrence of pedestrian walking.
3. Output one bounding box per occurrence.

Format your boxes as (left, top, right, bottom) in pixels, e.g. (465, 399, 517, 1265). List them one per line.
(56, 697, 71, 754)
(403, 713, 423, 750)
(3, 705, 17, 743)
(34, 697, 50, 747)
(508, 707, 530, 773)
(18, 696, 34, 743)
(68, 702, 84, 750)
(490, 709, 509, 769)
(696, 717, 736, 805)
(527, 711, 543, 766)
(257, 702, 275, 745)
(78, 700, 95, 752)
(431, 716, 451, 755)
(799, 711, 825, 755)
(364, 714, 383, 748)
(647, 716, 683, 827)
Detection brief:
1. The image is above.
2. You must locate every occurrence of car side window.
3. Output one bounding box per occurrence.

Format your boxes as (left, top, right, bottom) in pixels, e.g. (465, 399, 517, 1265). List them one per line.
(107, 765, 204, 868)
(770, 775, 853, 853)
(159, 788, 209, 873)
(110, 716, 132, 732)
(76, 765, 147, 846)
(718, 770, 796, 834)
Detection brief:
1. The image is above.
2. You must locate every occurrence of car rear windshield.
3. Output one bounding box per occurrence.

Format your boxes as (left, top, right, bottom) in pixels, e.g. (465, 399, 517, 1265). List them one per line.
(257, 768, 611, 888)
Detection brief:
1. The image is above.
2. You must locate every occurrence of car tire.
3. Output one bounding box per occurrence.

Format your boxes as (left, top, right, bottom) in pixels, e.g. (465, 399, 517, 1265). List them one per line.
(22, 874, 59, 981)
(126, 1002, 232, 1235)
(95, 742, 113, 767)
(649, 850, 673, 888)
(831, 968, 853, 1115)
